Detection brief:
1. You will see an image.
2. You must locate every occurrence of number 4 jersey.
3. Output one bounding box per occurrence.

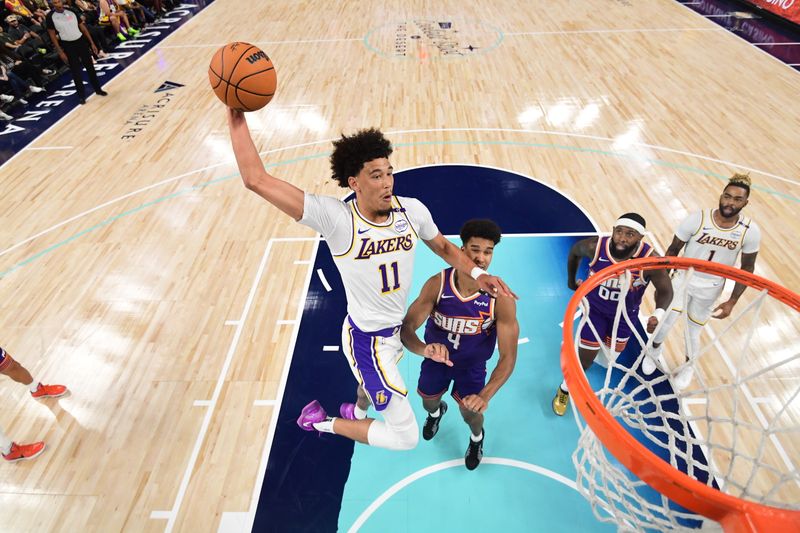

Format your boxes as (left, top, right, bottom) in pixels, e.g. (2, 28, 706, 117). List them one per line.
(423, 267, 497, 367)
(300, 193, 439, 332)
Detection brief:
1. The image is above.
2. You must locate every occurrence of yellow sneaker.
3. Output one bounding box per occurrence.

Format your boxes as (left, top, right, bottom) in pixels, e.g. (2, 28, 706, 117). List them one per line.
(552, 387, 569, 416)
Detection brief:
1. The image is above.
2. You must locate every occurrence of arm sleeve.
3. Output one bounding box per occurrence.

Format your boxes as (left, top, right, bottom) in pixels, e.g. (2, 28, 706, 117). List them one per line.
(298, 193, 352, 253)
(45, 12, 55, 31)
(402, 197, 439, 241)
(742, 221, 761, 254)
(675, 211, 702, 241)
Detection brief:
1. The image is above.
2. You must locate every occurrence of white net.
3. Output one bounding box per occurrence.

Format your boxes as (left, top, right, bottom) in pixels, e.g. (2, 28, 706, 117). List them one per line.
(568, 263, 800, 531)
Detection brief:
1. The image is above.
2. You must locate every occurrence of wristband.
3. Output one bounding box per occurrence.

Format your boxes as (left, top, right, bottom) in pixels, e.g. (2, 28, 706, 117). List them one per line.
(470, 266, 488, 280)
(652, 308, 665, 322)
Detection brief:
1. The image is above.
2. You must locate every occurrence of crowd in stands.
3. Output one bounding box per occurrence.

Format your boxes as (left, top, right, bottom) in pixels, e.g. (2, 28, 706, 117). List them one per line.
(0, 0, 179, 121)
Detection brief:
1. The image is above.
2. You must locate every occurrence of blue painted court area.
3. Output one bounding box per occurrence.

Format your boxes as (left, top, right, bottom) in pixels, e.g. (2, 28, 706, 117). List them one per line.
(338, 235, 615, 533)
(253, 165, 609, 532)
(253, 165, 709, 532)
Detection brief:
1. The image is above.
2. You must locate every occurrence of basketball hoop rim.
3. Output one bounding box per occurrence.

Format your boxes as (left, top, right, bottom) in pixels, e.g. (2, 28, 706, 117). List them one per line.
(561, 256, 800, 533)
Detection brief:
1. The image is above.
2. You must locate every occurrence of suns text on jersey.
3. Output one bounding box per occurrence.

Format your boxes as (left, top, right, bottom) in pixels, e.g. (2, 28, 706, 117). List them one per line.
(431, 310, 485, 335)
(354, 235, 414, 259)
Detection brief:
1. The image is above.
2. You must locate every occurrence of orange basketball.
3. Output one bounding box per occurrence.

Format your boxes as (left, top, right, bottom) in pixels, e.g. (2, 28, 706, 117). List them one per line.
(208, 42, 277, 112)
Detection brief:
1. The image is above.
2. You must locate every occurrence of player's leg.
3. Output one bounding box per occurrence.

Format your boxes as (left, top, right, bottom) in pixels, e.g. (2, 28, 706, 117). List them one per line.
(339, 384, 372, 420)
(674, 285, 721, 389)
(454, 364, 487, 470)
(0, 347, 68, 399)
(417, 358, 451, 440)
(309, 393, 418, 451)
(553, 311, 607, 416)
(643, 274, 685, 375)
(298, 325, 418, 450)
(0, 423, 45, 462)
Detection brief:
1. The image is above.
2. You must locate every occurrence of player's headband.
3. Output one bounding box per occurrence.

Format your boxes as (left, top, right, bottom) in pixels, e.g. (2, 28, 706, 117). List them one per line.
(615, 217, 646, 235)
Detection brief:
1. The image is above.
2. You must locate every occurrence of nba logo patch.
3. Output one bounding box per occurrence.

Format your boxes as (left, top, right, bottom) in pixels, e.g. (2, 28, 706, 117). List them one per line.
(375, 390, 388, 405)
(394, 219, 409, 233)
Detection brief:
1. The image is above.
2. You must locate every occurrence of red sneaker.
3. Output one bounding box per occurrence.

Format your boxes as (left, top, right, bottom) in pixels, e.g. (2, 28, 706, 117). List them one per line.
(2, 441, 45, 462)
(31, 383, 68, 399)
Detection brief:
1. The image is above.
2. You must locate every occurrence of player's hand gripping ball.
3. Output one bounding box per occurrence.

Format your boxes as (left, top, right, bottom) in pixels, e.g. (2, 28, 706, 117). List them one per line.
(208, 42, 277, 111)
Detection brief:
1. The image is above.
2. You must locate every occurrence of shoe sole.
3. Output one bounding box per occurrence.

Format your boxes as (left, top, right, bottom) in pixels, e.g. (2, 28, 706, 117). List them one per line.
(3, 444, 46, 462)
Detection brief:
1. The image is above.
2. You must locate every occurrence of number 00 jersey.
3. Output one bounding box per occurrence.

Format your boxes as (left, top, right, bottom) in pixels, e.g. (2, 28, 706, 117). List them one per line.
(300, 193, 439, 332)
(585, 236, 654, 316)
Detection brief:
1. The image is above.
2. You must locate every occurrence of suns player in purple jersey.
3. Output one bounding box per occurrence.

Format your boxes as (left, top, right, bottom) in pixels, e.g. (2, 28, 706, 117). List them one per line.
(400, 220, 518, 469)
(552, 213, 673, 416)
(227, 109, 516, 451)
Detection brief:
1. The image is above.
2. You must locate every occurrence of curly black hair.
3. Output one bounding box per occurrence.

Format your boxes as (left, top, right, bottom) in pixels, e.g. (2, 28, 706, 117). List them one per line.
(329, 128, 393, 188)
(460, 219, 502, 245)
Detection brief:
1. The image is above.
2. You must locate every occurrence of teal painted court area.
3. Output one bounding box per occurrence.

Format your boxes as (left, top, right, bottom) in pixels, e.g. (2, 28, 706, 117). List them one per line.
(338, 235, 614, 532)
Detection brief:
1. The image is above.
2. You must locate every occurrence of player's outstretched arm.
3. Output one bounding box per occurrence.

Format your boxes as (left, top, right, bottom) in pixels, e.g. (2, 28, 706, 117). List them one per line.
(424, 233, 517, 299)
(227, 108, 305, 221)
(714, 251, 758, 319)
(400, 274, 452, 366)
(463, 295, 519, 414)
(567, 237, 597, 290)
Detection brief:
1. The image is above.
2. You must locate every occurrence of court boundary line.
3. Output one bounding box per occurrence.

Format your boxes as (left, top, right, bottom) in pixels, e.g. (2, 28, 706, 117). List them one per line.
(346, 457, 582, 532)
(400, 161, 602, 230)
(2, 130, 796, 263)
(1, 2, 215, 170)
(242, 236, 320, 532)
(151, 236, 288, 531)
(673, 0, 800, 75)
(505, 27, 725, 36)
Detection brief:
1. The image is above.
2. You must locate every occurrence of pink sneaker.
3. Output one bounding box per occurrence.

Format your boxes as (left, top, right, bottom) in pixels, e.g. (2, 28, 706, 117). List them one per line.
(297, 400, 327, 431)
(339, 403, 356, 420)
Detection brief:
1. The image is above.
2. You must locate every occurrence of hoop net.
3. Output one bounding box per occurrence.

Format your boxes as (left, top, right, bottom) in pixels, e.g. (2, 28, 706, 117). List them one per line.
(561, 257, 800, 532)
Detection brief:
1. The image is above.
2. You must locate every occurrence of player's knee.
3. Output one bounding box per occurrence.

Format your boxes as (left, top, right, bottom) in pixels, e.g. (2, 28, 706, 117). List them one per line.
(393, 423, 419, 450)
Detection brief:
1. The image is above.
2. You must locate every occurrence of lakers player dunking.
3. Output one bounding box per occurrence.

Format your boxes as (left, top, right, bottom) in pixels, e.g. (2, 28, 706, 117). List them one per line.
(227, 109, 516, 451)
(400, 220, 518, 470)
(641, 174, 761, 389)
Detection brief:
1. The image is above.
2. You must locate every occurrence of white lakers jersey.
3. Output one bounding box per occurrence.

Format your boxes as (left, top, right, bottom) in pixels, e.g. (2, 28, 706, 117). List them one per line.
(675, 209, 760, 284)
(300, 193, 439, 331)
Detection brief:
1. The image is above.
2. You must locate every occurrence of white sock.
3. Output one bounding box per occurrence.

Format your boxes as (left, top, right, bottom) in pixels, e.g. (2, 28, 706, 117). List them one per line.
(0, 427, 12, 455)
(470, 431, 483, 442)
(560, 380, 568, 393)
(354, 406, 367, 420)
(430, 407, 441, 418)
(29, 381, 40, 393)
(312, 417, 336, 433)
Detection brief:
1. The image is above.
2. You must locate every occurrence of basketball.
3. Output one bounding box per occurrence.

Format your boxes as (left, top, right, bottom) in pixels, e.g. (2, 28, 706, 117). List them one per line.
(208, 42, 277, 112)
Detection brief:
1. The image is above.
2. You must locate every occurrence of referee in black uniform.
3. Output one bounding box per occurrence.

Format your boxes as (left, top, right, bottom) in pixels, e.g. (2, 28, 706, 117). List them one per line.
(46, 0, 107, 104)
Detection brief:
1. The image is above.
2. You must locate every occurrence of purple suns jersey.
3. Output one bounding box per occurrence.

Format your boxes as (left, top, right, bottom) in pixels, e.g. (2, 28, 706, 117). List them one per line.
(423, 268, 497, 366)
(585, 236, 654, 315)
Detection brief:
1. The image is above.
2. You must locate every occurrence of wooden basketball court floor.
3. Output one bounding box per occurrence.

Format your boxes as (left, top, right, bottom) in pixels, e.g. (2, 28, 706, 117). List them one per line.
(0, 0, 798, 531)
